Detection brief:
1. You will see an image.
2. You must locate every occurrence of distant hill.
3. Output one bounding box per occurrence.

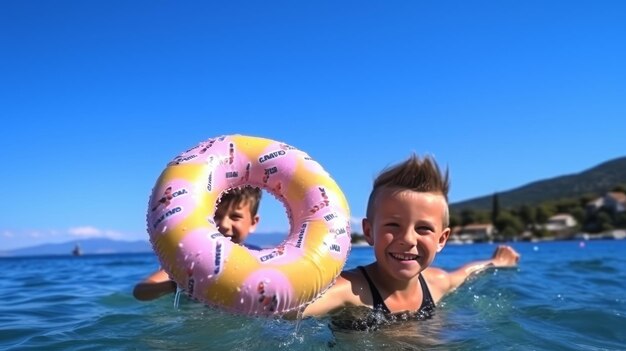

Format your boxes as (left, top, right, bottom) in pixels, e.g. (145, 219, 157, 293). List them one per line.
(450, 156, 626, 212)
(0, 232, 289, 257)
(0, 238, 153, 257)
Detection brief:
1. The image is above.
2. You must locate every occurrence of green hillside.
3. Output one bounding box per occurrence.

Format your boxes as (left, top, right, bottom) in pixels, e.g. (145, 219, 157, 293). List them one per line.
(450, 156, 626, 212)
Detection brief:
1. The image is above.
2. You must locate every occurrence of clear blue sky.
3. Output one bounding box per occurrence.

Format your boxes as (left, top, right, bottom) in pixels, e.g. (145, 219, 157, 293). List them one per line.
(2, 1, 625, 251)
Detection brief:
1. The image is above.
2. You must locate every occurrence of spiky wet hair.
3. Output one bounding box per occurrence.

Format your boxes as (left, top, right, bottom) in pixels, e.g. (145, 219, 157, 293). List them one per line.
(366, 154, 450, 227)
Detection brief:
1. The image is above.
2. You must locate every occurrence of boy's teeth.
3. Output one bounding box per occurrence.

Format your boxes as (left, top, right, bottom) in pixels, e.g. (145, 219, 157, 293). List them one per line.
(390, 253, 418, 260)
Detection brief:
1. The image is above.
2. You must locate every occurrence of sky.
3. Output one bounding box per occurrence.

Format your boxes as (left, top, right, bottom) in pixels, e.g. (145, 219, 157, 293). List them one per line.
(1, 1, 625, 251)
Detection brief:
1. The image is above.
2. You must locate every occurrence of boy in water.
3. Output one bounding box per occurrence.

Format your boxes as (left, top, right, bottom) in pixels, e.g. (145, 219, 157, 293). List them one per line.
(133, 186, 262, 301)
(301, 154, 520, 323)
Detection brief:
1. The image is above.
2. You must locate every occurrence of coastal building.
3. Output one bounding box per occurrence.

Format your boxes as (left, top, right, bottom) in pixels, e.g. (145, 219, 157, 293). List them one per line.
(586, 191, 626, 214)
(544, 213, 577, 231)
(542, 213, 578, 237)
(452, 223, 494, 243)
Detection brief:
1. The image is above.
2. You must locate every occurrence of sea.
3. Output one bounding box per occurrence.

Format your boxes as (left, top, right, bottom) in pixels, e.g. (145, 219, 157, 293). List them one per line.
(1, 240, 625, 351)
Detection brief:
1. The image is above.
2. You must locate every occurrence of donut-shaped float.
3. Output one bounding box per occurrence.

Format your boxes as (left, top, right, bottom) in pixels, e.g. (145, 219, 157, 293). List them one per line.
(147, 135, 351, 315)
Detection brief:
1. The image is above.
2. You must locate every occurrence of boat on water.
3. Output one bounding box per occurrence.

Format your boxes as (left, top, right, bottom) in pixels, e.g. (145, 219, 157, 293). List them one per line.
(72, 244, 82, 256)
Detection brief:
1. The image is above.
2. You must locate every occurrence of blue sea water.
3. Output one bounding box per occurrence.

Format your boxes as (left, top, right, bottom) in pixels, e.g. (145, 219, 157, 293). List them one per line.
(1, 240, 625, 350)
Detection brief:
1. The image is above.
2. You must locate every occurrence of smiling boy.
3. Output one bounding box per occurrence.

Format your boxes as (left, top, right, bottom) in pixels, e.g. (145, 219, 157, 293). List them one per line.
(301, 154, 519, 325)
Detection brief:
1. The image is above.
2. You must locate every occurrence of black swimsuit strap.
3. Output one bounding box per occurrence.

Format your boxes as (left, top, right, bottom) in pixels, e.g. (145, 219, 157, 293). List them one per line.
(357, 266, 390, 313)
(417, 273, 436, 311)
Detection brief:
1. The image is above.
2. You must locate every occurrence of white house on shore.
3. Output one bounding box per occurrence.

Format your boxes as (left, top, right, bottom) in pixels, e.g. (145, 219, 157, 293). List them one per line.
(451, 223, 495, 243)
(544, 213, 578, 232)
(586, 191, 626, 214)
(537, 213, 578, 238)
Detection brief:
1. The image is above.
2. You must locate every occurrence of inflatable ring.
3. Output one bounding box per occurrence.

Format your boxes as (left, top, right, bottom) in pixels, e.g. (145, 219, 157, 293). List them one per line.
(147, 135, 351, 315)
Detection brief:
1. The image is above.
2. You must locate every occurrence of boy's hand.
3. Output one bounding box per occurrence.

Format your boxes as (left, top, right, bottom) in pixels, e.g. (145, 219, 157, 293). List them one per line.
(491, 245, 520, 267)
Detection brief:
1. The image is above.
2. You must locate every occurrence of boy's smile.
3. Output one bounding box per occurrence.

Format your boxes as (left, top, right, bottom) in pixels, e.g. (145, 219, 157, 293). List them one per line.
(389, 252, 419, 261)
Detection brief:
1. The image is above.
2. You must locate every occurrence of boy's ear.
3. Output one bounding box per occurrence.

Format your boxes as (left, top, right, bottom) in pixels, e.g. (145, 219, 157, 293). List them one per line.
(437, 227, 450, 252)
(249, 215, 260, 233)
(362, 218, 374, 246)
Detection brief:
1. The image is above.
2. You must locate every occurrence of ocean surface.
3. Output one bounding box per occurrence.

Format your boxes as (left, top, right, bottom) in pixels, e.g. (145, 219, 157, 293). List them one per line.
(1, 240, 625, 350)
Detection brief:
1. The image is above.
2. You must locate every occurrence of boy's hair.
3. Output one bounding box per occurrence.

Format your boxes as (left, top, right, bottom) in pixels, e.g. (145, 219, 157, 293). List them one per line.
(219, 186, 262, 216)
(366, 154, 450, 227)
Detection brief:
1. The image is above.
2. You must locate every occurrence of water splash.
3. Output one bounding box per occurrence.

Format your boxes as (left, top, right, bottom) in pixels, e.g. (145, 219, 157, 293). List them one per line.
(173, 284, 183, 309)
(293, 306, 305, 335)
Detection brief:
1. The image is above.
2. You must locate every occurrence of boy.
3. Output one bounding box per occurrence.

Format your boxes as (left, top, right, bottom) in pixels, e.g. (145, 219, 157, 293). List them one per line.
(301, 154, 520, 324)
(133, 186, 262, 301)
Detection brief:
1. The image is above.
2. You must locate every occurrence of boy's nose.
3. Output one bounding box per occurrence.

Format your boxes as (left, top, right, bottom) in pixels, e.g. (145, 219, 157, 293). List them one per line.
(399, 228, 418, 246)
(216, 217, 233, 236)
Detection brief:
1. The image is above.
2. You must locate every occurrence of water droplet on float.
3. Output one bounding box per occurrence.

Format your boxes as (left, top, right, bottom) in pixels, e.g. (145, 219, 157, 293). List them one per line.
(162, 226, 168, 233)
(236, 287, 241, 292)
(179, 243, 184, 248)
(240, 298, 245, 304)
(207, 274, 213, 279)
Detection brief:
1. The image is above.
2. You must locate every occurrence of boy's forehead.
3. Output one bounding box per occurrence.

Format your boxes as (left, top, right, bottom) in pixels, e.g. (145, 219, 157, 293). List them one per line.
(376, 186, 445, 202)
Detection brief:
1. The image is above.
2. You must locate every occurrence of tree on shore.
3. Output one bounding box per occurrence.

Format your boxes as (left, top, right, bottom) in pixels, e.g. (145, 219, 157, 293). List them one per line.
(491, 192, 500, 225)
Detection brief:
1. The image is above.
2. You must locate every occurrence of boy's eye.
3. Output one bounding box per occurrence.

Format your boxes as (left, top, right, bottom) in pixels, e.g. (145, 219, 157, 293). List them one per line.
(416, 226, 434, 233)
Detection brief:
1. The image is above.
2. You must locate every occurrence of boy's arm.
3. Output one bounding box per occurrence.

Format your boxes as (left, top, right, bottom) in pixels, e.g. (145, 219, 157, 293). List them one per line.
(426, 245, 520, 300)
(133, 269, 177, 301)
(448, 244, 519, 289)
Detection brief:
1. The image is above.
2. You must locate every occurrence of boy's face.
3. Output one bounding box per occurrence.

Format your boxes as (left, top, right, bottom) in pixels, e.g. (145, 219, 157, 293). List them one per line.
(214, 199, 259, 244)
(362, 187, 450, 281)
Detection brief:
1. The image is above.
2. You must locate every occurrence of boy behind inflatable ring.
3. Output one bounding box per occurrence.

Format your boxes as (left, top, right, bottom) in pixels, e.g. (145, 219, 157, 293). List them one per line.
(133, 186, 262, 301)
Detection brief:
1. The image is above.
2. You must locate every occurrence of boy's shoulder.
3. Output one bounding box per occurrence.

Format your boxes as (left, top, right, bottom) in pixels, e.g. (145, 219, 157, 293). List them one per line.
(326, 267, 371, 305)
(422, 266, 448, 279)
(339, 266, 374, 292)
(422, 267, 455, 303)
(302, 267, 368, 317)
(340, 266, 364, 280)
(334, 267, 367, 296)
